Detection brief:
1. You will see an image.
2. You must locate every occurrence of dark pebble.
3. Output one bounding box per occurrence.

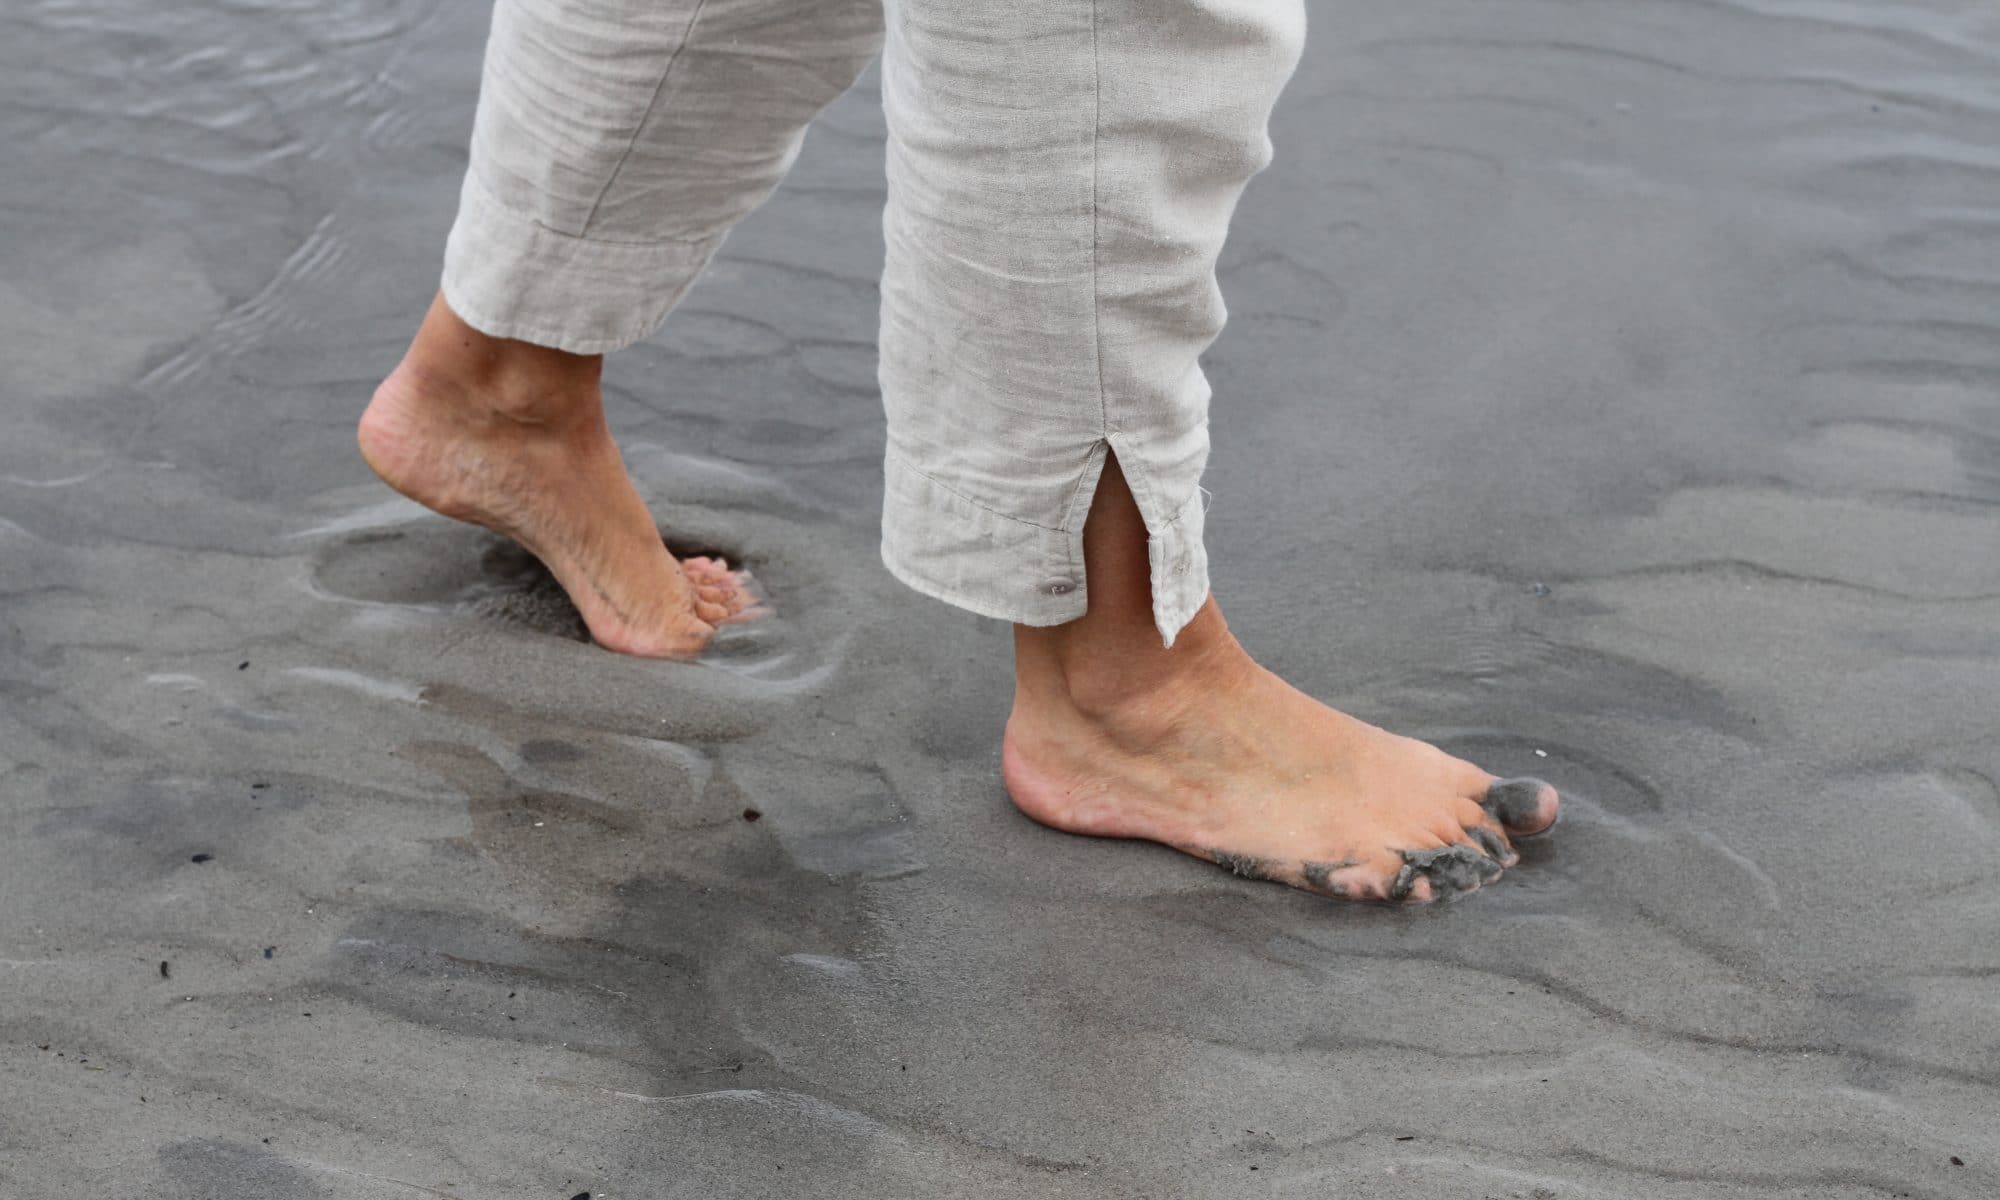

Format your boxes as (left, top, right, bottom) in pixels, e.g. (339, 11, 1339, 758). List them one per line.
(159, 961, 169, 979)
(742, 808, 762, 822)
(238, 661, 249, 670)
(190, 853, 212, 864)
(1952, 1156, 1964, 1166)
(572, 1193, 591, 1200)
(251, 782, 270, 790)
(262, 947, 274, 959)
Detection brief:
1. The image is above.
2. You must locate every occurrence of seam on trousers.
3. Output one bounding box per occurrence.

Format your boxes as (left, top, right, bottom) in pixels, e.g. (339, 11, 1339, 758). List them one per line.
(579, 0, 714, 236)
(884, 445, 1066, 533)
(1087, 0, 1107, 437)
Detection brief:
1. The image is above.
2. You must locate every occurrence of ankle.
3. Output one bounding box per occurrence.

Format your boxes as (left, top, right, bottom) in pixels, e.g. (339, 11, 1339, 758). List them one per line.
(395, 293, 604, 431)
(1014, 599, 1253, 727)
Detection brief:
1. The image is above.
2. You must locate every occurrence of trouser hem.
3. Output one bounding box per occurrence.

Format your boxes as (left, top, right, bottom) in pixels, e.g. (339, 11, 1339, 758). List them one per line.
(440, 172, 721, 355)
(878, 444, 1210, 647)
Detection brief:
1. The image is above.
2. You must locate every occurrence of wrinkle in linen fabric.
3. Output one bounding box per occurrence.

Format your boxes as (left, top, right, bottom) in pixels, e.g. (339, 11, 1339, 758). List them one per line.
(446, 0, 883, 352)
(442, 0, 1305, 645)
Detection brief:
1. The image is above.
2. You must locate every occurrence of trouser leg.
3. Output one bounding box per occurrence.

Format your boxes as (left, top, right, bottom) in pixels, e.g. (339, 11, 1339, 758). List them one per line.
(443, 0, 884, 354)
(875, 0, 1306, 646)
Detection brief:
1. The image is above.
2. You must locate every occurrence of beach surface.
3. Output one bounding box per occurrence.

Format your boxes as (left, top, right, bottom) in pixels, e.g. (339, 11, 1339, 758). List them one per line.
(3, 0, 1998, 1196)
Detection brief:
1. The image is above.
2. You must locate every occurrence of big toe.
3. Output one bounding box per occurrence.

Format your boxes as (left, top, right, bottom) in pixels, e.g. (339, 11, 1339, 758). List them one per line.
(1482, 777, 1560, 837)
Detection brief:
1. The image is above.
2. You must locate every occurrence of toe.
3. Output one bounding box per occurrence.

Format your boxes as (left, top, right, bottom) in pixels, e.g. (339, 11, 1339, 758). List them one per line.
(1400, 874, 1436, 904)
(1466, 823, 1519, 867)
(1453, 797, 1520, 866)
(1396, 844, 1503, 902)
(1460, 848, 1505, 886)
(688, 566, 763, 624)
(1308, 844, 1501, 905)
(1482, 777, 1560, 837)
(681, 556, 733, 584)
(1305, 856, 1397, 902)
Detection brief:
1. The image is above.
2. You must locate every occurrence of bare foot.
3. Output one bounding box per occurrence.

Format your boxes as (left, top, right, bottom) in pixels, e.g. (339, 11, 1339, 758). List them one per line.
(1004, 454, 1558, 904)
(359, 294, 759, 657)
(1006, 603, 1557, 902)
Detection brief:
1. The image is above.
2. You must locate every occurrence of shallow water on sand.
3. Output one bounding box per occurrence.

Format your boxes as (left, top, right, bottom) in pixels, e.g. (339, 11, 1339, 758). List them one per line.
(3, 0, 1998, 1195)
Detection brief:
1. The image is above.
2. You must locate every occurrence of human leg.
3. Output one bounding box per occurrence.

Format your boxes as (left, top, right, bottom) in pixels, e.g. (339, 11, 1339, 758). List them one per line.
(876, 0, 1558, 901)
(364, 0, 882, 656)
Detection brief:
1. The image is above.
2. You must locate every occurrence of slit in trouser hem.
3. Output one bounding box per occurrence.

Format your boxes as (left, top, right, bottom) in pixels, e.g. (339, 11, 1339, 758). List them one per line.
(1104, 432, 1211, 648)
(440, 172, 722, 356)
(878, 444, 1210, 647)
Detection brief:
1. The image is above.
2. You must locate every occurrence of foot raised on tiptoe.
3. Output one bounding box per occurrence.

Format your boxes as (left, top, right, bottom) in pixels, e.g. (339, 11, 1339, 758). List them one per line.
(359, 294, 759, 657)
(1005, 455, 1557, 904)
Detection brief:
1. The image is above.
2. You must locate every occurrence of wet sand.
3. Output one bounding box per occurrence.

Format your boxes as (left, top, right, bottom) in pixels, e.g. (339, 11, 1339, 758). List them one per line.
(4, 0, 1998, 1196)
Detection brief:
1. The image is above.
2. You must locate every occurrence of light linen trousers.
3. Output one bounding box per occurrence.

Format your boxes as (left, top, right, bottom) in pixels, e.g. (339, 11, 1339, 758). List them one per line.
(442, 0, 1306, 645)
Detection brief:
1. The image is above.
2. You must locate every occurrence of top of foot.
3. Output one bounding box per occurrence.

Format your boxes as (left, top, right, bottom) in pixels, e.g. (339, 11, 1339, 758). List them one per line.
(1005, 603, 1558, 905)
